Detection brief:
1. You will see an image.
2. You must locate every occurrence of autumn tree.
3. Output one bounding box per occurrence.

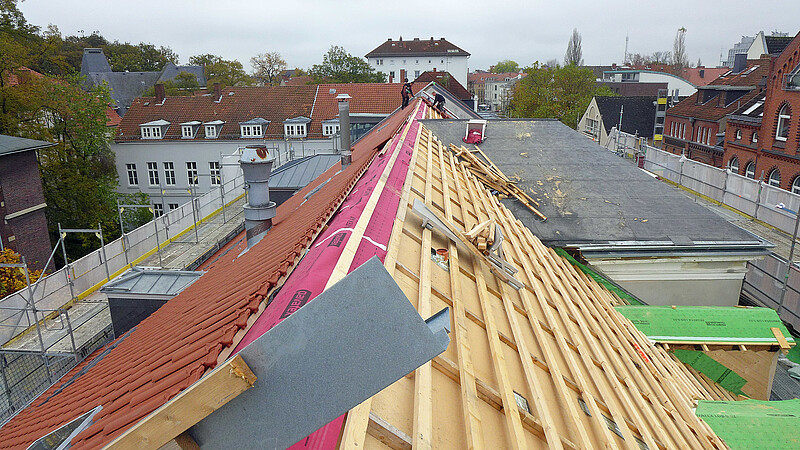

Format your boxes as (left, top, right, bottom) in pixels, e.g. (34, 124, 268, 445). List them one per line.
(189, 54, 253, 87)
(143, 71, 199, 96)
(0, 249, 43, 297)
(509, 63, 614, 128)
(250, 51, 287, 86)
(672, 27, 689, 74)
(564, 28, 583, 66)
(492, 60, 520, 73)
(309, 45, 384, 83)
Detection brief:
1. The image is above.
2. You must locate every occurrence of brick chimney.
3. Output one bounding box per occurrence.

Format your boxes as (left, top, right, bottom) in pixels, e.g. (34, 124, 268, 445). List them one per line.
(213, 82, 222, 102)
(400, 69, 406, 82)
(389, 74, 393, 83)
(154, 83, 166, 104)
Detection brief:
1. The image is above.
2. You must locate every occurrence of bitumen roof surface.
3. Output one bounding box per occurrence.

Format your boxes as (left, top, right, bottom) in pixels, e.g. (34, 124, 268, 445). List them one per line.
(0, 134, 54, 157)
(421, 119, 767, 249)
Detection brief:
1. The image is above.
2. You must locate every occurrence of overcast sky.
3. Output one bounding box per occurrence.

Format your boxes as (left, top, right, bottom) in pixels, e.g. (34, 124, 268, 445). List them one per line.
(18, 1, 800, 72)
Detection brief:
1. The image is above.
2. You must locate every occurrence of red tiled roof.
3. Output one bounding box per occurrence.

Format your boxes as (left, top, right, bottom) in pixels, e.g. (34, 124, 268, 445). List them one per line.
(6, 67, 43, 86)
(666, 58, 771, 122)
(366, 37, 470, 57)
(413, 71, 471, 100)
(281, 76, 313, 86)
(115, 86, 318, 141)
(0, 100, 423, 449)
(626, 65, 728, 87)
(105, 107, 122, 127)
(115, 84, 423, 141)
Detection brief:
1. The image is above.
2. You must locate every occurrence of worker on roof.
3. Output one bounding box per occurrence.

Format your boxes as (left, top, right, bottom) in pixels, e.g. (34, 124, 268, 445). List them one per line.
(401, 78, 413, 109)
(433, 92, 446, 111)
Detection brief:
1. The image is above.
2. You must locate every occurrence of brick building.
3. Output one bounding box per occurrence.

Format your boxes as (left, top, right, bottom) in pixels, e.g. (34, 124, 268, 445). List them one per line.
(662, 56, 770, 167)
(723, 32, 800, 191)
(0, 135, 54, 271)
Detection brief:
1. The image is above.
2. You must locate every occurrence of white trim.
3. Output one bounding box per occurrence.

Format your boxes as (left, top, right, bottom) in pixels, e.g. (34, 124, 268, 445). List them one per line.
(4, 202, 47, 220)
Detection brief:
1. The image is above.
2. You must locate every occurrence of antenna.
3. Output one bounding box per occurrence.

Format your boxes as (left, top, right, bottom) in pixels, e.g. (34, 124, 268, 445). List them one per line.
(624, 32, 629, 63)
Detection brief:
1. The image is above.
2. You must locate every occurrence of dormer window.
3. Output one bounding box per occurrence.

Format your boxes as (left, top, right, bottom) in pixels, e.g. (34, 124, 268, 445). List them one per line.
(180, 121, 201, 139)
(284, 116, 311, 138)
(203, 120, 224, 139)
(139, 119, 170, 139)
(239, 118, 269, 138)
(322, 119, 340, 136)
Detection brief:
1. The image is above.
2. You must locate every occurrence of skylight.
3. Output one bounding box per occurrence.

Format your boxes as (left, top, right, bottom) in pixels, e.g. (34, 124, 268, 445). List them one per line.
(743, 101, 764, 115)
(27, 406, 102, 450)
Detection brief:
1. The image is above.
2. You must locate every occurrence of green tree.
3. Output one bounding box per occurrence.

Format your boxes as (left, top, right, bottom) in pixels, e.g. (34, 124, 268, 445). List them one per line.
(509, 63, 614, 128)
(106, 41, 178, 72)
(492, 60, 520, 73)
(143, 71, 200, 96)
(190, 53, 253, 87)
(250, 51, 287, 86)
(309, 45, 384, 83)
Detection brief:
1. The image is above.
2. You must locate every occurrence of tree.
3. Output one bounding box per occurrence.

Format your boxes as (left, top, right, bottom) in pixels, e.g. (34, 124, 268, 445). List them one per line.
(105, 41, 178, 72)
(509, 62, 614, 128)
(309, 45, 384, 83)
(697, 57, 703, 67)
(143, 71, 199, 96)
(250, 52, 287, 86)
(190, 54, 253, 87)
(651, 51, 672, 65)
(492, 60, 520, 73)
(672, 27, 689, 74)
(564, 28, 583, 66)
(0, 249, 44, 297)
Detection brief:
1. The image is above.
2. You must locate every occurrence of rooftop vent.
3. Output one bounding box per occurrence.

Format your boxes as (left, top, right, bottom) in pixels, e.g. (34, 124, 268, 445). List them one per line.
(337, 94, 352, 169)
(240, 145, 277, 248)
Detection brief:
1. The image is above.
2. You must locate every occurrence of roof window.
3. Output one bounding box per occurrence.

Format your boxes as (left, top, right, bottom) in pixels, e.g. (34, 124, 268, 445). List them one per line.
(28, 406, 102, 450)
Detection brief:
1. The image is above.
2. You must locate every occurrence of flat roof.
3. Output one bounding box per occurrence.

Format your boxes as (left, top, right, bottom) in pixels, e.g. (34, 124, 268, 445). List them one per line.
(420, 119, 770, 252)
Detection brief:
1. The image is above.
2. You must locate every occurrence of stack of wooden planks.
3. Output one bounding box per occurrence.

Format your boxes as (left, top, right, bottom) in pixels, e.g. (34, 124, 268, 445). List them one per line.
(448, 144, 547, 221)
(465, 219, 496, 254)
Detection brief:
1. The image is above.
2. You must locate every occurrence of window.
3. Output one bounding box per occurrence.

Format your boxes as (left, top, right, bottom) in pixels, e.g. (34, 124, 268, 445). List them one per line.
(776, 104, 791, 141)
(752, 131, 758, 143)
(390, 59, 394, 64)
(126, 163, 138, 186)
(389, 71, 395, 79)
(323, 123, 340, 136)
(168, 203, 179, 211)
(147, 162, 159, 186)
(205, 125, 217, 138)
(163, 162, 176, 185)
(402, 59, 406, 64)
(240, 124, 263, 138)
(735, 129, 742, 140)
(745, 161, 756, 179)
(153, 203, 164, 217)
(209, 161, 221, 185)
(181, 125, 194, 138)
(728, 157, 739, 174)
(378, 59, 383, 65)
(141, 126, 162, 139)
(187, 161, 198, 186)
(415, 70, 420, 78)
(681, 123, 686, 139)
(415, 59, 419, 64)
(768, 169, 781, 187)
(285, 123, 307, 137)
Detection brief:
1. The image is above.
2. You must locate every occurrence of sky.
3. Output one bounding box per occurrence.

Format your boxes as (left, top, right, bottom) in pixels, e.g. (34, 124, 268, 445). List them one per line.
(18, 0, 800, 72)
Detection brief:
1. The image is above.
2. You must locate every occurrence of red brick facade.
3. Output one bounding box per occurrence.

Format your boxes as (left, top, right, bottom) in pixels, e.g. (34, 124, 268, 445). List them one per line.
(723, 33, 800, 191)
(0, 151, 53, 271)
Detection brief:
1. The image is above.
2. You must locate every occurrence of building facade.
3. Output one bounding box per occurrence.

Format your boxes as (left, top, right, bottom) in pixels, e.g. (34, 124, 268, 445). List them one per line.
(365, 37, 470, 88)
(663, 56, 771, 167)
(0, 136, 54, 271)
(724, 32, 800, 191)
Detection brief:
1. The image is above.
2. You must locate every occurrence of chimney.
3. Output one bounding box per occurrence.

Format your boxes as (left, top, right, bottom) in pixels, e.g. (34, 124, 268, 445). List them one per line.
(337, 94, 352, 169)
(699, 69, 705, 78)
(400, 69, 406, 82)
(389, 74, 393, 84)
(154, 84, 166, 104)
(240, 145, 277, 248)
(213, 82, 222, 101)
(733, 54, 747, 74)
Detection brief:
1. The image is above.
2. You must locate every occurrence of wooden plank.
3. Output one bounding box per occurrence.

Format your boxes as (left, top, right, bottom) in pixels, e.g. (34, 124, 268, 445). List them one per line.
(772, 327, 792, 353)
(368, 412, 413, 450)
(106, 355, 256, 450)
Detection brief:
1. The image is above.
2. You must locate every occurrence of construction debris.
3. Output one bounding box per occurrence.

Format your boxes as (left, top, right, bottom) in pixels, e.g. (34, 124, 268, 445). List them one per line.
(448, 144, 547, 221)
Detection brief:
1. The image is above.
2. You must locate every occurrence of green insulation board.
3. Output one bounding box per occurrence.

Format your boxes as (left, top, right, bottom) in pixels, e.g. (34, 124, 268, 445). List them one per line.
(614, 305, 795, 345)
(554, 248, 643, 305)
(696, 399, 800, 449)
(672, 349, 746, 395)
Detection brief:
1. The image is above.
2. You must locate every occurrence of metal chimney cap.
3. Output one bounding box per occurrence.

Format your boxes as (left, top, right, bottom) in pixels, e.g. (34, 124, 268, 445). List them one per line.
(336, 93, 352, 101)
(240, 145, 274, 163)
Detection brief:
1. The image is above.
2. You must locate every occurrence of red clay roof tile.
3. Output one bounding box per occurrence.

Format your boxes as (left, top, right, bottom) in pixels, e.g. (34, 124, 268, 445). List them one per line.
(0, 100, 421, 449)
